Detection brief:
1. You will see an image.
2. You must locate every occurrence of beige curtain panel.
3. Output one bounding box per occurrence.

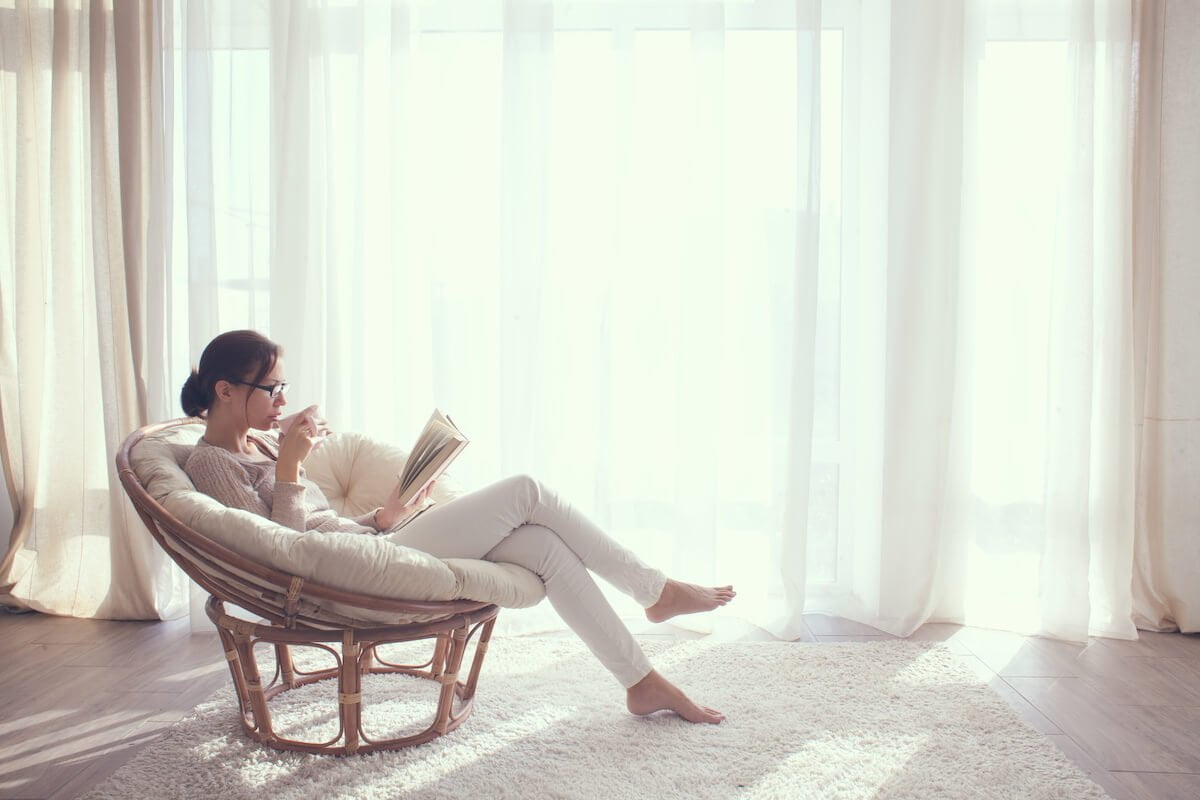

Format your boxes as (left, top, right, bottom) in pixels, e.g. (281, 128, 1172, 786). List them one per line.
(1130, 0, 1200, 633)
(0, 0, 184, 619)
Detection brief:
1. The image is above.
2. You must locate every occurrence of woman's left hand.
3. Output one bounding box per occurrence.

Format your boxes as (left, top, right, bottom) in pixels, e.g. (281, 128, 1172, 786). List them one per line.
(376, 480, 436, 530)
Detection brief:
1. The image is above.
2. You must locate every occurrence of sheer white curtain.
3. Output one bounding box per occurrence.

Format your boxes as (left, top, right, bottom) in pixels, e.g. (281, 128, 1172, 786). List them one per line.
(166, 0, 1148, 641)
(170, 0, 824, 636)
(836, 0, 1141, 641)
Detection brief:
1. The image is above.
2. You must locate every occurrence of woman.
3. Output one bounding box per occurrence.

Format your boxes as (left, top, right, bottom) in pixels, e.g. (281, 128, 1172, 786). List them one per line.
(181, 330, 735, 724)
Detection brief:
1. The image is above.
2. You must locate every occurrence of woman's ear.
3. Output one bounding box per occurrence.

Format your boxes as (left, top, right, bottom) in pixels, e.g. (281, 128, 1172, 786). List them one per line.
(213, 379, 235, 402)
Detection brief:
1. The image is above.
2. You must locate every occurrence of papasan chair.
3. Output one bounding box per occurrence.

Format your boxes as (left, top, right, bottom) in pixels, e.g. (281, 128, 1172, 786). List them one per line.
(116, 419, 545, 755)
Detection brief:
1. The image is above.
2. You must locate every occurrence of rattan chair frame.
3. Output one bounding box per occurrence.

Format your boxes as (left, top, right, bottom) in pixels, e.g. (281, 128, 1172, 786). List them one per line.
(117, 419, 502, 755)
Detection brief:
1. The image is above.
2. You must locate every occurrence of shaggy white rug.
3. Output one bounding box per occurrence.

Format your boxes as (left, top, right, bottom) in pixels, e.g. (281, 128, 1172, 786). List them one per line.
(82, 638, 1108, 800)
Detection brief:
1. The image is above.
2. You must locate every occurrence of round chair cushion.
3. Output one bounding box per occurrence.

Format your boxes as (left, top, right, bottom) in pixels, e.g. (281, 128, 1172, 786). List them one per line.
(129, 422, 545, 622)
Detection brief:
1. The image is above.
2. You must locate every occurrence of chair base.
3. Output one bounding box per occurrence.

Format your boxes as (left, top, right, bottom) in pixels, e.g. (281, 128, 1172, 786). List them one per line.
(206, 596, 499, 755)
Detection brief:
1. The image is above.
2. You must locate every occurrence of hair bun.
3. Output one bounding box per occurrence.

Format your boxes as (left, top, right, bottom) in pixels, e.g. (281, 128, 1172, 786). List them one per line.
(180, 370, 208, 418)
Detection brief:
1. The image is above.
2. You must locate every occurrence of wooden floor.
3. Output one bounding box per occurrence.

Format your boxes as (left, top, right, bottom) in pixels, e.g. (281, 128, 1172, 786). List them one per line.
(1, 609, 1198, 800)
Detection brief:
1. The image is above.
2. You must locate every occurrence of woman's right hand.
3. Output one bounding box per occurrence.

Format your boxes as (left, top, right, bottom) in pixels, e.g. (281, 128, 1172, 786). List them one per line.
(275, 408, 324, 483)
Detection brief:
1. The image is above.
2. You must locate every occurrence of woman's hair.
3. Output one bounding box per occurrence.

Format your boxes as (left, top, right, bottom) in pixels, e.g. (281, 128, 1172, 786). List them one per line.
(180, 330, 281, 418)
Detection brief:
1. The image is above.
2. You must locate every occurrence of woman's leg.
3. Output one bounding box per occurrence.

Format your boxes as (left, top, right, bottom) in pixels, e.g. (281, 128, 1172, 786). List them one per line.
(481, 523, 653, 688)
(485, 525, 723, 723)
(389, 474, 666, 606)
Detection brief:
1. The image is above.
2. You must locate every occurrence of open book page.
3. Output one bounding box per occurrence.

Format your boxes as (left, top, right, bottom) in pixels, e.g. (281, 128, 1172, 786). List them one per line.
(401, 409, 459, 485)
(395, 409, 469, 507)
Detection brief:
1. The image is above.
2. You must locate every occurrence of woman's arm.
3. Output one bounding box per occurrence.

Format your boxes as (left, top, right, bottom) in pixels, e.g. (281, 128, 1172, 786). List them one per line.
(186, 446, 308, 532)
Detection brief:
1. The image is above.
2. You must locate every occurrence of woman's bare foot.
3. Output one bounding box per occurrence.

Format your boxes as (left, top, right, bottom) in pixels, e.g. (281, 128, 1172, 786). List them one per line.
(626, 670, 724, 724)
(644, 579, 735, 624)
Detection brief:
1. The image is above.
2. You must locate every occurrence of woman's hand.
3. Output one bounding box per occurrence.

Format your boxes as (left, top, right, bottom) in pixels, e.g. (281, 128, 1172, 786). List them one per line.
(375, 480, 437, 531)
(277, 405, 331, 444)
(275, 407, 329, 483)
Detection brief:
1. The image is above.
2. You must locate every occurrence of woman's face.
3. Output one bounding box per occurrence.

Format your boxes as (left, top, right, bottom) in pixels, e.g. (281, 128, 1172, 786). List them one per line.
(235, 359, 289, 431)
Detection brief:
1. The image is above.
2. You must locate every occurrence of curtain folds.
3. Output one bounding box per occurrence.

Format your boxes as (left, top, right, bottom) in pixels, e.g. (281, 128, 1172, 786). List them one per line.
(1130, 0, 1198, 633)
(0, 0, 184, 619)
(848, 0, 1143, 640)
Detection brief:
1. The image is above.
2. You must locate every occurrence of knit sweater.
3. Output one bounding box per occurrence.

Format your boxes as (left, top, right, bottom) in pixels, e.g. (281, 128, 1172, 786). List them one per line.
(183, 437, 379, 534)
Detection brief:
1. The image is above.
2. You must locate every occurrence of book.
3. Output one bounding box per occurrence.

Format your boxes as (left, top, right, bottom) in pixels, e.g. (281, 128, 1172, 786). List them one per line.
(395, 409, 469, 507)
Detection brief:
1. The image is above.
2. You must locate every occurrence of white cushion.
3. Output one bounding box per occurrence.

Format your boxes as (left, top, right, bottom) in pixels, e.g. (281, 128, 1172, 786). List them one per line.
(302, 431, 468, 515)
(128, 422, 545, 621)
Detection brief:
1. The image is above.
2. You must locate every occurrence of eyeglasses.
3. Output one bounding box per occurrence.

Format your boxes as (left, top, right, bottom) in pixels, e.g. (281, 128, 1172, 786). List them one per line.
(231, 380, 288, 399)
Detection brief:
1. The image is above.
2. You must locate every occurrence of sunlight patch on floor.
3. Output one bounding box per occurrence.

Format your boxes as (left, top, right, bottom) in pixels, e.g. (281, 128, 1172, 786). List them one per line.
(743, 731, 929, 799)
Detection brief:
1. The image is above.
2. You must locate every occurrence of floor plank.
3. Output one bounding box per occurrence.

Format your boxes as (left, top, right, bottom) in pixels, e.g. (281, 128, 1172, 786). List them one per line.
(1109, 772, 1200, 800)
(904, 623, 974, 654)
(953, 653, 1063, 735)
(1004, 676, 1200, 774)
(803, 613, 889, 637)
(1046, 734, 1136, 800)
(0, 613, 229, 800)
(1094, 631, 1200, 659)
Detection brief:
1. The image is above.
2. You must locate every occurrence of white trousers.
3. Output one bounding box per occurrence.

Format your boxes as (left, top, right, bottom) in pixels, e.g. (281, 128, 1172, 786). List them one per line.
(386, 474, 666, 688)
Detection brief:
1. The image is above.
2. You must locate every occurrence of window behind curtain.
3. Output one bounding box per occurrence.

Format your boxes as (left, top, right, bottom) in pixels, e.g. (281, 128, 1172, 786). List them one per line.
(164, 0, 1084, 601)
(166, 1, 854, 603)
